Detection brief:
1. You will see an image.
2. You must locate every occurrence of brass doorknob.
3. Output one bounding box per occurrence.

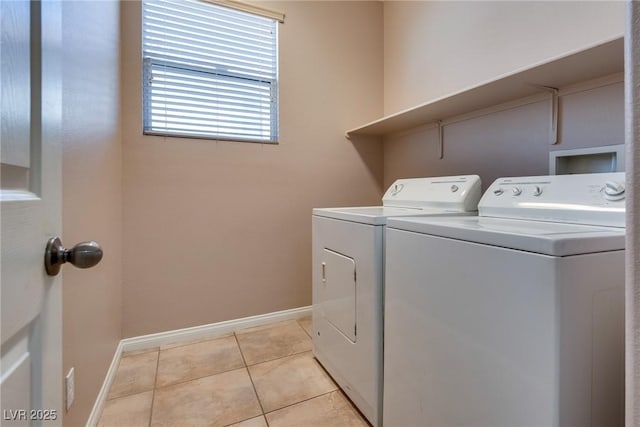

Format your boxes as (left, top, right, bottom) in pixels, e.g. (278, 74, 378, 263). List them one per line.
(44, 237, 103, 276)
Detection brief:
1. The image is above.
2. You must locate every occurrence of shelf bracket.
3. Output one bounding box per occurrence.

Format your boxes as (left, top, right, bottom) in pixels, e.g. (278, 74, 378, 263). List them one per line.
(532, 84, 559, 145)
(437, 120, 444, 159)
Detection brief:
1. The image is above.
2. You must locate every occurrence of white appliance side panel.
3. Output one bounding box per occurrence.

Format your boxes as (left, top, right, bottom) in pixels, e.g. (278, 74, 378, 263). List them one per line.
(384, 229, 558, 427)
(312, 216, 383, 426)
(555, 251, 625, 427)
(384, 229, 625, 427)
(321, 249, 356, 342)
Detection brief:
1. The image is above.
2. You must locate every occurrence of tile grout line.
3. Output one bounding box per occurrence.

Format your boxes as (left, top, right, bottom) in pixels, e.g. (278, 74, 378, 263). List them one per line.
(263, 389, 339, 416)
(242, 348, 312, 368)
(263, 388, 370, 426)
(240, 347, 313, 367)
(121, 347, 159, 357)
(153, 365, 247, 391)
(148, 350, 161, 427)
(233, 332, 269, 421)
(221, 413, 269, 427)
(296, 317, 312, 339)
(157, 332, 235, 352)
(235, 317, 313, 427)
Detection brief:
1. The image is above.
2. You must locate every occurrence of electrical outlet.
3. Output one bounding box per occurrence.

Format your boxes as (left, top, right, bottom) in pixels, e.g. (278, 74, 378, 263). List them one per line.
(65, 368, 75, 411)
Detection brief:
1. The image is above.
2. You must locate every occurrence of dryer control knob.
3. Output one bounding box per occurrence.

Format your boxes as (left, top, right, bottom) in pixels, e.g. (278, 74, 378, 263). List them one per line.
(391, 183, 404, 196)
(533, 186, 543, 197)
(512, 187, 522, 196)
(450, 185, 459, 193)
(604, 181, 625, 201)
(493, 188, 504, 196)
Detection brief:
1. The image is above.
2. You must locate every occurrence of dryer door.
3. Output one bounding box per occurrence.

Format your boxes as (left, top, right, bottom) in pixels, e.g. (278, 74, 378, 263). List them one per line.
(321, 248, 356, 342)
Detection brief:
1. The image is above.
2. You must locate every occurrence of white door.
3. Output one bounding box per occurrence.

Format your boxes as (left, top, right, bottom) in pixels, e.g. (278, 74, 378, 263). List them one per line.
(1, 1, 63, 425)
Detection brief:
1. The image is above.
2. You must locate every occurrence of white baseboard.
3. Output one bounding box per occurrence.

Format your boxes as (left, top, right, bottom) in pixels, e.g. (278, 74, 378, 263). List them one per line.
(120, 305, 311, 353)
(85, 305, 311, 427)
(85, 340, 124, 427)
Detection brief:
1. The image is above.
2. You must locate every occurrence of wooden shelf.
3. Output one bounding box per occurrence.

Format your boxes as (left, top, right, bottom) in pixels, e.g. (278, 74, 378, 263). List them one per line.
(346, 37, 624, 138)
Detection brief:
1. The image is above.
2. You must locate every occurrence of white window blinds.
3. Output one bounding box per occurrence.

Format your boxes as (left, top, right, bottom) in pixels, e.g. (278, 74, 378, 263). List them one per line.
(142, 0, 279, 142)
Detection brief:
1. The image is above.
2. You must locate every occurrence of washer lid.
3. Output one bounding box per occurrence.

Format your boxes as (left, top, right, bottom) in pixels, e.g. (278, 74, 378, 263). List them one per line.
(312, 206, 476, 225)
(387, 216, 625, 256)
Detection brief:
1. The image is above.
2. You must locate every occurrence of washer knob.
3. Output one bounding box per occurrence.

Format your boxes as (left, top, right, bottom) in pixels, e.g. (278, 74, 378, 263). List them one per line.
(450, 185, 459, 193)
(493, 188, 504, 196)
(533, 186, 543, 197)
(603, 181, 625, 201)
(512, 187, 522, 196)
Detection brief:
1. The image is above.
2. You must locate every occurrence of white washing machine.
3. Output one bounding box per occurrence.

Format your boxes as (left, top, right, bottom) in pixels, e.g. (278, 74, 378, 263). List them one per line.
(312, 175, 482, 426)
(384, 172, 626, 427)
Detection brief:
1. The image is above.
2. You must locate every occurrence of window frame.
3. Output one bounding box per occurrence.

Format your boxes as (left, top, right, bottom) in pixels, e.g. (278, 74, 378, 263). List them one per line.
(141, 0, 280, 144)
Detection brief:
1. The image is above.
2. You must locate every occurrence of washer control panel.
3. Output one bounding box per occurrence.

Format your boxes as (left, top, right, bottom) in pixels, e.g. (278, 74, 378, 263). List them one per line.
(479, 172, 625, 228)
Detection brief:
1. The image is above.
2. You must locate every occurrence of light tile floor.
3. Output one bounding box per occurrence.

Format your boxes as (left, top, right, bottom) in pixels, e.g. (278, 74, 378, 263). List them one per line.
(98, 316, 370, 427)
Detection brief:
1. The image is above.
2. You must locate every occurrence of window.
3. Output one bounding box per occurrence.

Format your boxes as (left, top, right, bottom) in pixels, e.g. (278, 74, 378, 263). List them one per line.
(142, 0, 280, 143)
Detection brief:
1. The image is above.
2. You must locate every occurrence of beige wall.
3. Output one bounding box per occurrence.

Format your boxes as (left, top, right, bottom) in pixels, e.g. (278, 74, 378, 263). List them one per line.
(62, 1, 122, 425)
(383, 1, 625, 188)
(121, 1, 383, 337)
(384, 1, 625, 114)
(384, 82, 624, 188)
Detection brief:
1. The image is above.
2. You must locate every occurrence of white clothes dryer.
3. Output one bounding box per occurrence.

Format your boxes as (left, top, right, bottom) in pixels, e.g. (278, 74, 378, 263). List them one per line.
(384, 172, 626, 427)
(312, 175, 482, 426)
